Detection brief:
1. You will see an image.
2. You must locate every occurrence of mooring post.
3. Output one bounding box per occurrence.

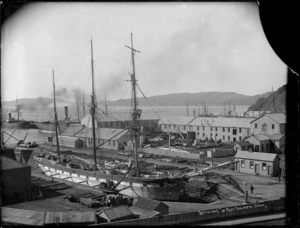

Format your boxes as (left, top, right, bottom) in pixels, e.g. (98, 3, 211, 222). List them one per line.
(245, 190, 248, 203)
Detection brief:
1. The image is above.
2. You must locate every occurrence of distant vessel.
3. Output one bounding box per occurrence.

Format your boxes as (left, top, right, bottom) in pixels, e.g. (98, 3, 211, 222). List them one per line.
(1, 96, 38, 129)
(34, 34, 185, 201)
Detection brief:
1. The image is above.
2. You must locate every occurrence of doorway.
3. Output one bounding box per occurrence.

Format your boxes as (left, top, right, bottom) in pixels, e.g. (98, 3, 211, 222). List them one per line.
(267, 166, 272, 175)
(255, 164, 259, 174)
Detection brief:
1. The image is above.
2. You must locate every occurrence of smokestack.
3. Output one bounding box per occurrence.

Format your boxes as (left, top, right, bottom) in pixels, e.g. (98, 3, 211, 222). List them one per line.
(64, 106, 69, 120)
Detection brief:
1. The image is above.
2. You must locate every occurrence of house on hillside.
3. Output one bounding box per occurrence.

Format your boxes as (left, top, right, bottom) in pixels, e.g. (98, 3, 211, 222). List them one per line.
(234, 150, 280, 177)
(250, 113, 286, 135)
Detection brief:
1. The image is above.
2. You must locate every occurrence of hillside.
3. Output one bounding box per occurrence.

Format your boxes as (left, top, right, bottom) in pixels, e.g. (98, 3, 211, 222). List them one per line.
(107, 91, 271, 106)
(2, 91, 272, 109)
(247, 85, 286, 113)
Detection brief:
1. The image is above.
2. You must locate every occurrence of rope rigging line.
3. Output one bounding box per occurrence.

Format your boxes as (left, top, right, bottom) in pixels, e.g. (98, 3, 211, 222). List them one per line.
(136, 84, 186, 136)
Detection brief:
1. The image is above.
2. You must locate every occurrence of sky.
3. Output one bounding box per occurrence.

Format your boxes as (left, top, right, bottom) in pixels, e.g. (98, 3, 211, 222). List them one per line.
(1, 2, 287, 102)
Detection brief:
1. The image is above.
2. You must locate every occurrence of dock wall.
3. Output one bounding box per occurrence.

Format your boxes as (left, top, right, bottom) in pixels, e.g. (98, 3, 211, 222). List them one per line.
(93, 198, 285, 226)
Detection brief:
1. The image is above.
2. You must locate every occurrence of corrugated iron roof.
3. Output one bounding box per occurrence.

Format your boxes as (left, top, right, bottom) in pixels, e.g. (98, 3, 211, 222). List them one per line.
(250, 113, 286, 124)
(100, 205, 134, 221)
(236, 141, 252, 147)
(190, 117, 254, 128)
(133, 197, 167, 211)
(1, 156, 29, 170)
(75, 127, 129, 140)
(252, 134, 270, 141)
(158, 116, 196, 125)
(1, 207, 45, 226)
(130, 207, 160, 218)
(268, 134, 284, 140)
(60, 124, 85, 136)
(44, 211, 95, 224)
(234, 151, 279, 162)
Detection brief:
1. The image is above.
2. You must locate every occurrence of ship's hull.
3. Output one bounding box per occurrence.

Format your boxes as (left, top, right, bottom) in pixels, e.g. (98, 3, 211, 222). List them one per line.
(35, 158, 181, 201)
(1, 120, 38, 129)
(35, 122, 68, 132)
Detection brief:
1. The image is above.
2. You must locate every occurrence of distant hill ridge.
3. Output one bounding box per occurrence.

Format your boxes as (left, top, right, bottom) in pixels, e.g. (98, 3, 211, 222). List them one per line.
(2, 91, 273, 109)
(247, 84, 286, 113)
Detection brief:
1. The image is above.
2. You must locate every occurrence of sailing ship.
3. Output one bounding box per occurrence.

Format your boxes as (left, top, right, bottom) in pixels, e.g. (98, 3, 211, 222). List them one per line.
(34, 34, 186, 201)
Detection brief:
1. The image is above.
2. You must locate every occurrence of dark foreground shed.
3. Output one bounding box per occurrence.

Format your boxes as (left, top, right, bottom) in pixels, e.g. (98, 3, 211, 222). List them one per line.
(1, 155, 31, 195)
(131, 197, 169, 218)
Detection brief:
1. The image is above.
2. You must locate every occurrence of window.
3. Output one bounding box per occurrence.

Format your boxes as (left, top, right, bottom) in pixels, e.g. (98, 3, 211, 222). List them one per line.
(215, 127, 218, 131)
(223, 135, 225, 140)
(88, 138, 92, 146)
(241, 160, 245, 168)
(48, 137, 53, 143)
(239, 128, 242, 133)
(223, 127, 225, 132)
(210, 133, 213, 136)
(203, 126, 205, 131)
(228, 136, 230, 141)
(164, 125, 166, 129)
(255, 123, 257, 129)
(184, 126, 186, 130)
(215, 133, 218, 137)
(262, 163, 267, 171)
(239, 136, 242, 141)
(197, 126, 200, 131)
(272, 124, 275, 130)
(233, 129, 237, 135)
(189, 126, 193, 131)
(262, 123, 267, 132)
(228, 127, 230, 132)
(211, 127, 213, 131)
(250, 161, 254, 169)
(112, 140, 115, 146)
(203, 133, 205, 137)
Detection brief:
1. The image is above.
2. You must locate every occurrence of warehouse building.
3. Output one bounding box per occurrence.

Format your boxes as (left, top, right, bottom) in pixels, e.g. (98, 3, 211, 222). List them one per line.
(158, 116, 254, 143)
(81, 113, 159, 134)
(250, 113, 286, 135)
(234, 150, 280, 177)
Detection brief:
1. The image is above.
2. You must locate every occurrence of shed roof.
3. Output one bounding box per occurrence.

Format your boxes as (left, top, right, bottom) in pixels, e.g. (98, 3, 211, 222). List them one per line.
(59, 124, 85, 137)
(250, 113, 286, 124)
(75, 127, 129, 140)
(133, 197, 168, 211)
(1, 156, 29, 170)
(158, 116, 196, 125)
(100, 205, 134, 222)
(235, 141, 252, 147)
(235, 151, 279, 162)
(1, 207, 45, 226)
(44, 211, 95, 224)
(268, 134, 284, 140)
(252, 134, 270, 141)
(130, 207, 160, 218)
(190, 117, 254, 128)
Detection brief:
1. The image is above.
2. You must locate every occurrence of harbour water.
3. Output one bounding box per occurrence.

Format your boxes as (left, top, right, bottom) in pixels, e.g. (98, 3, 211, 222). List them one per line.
(2, 105, 249, 121)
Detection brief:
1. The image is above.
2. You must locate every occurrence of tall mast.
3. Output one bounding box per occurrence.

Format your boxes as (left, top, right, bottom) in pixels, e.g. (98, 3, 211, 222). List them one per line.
(272, 86, 276, 113)
(104, 92, 108, 116)
(125, 32, 141, 176)
(76, 91, 80, 120)
(52, 69, 60, 159)
(16, 94, 20, 121)
(90, 38, 97, 171)
(82, 89, 86, 117)
(186, 96, 189, 116)
(223, 102, 226, 116)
